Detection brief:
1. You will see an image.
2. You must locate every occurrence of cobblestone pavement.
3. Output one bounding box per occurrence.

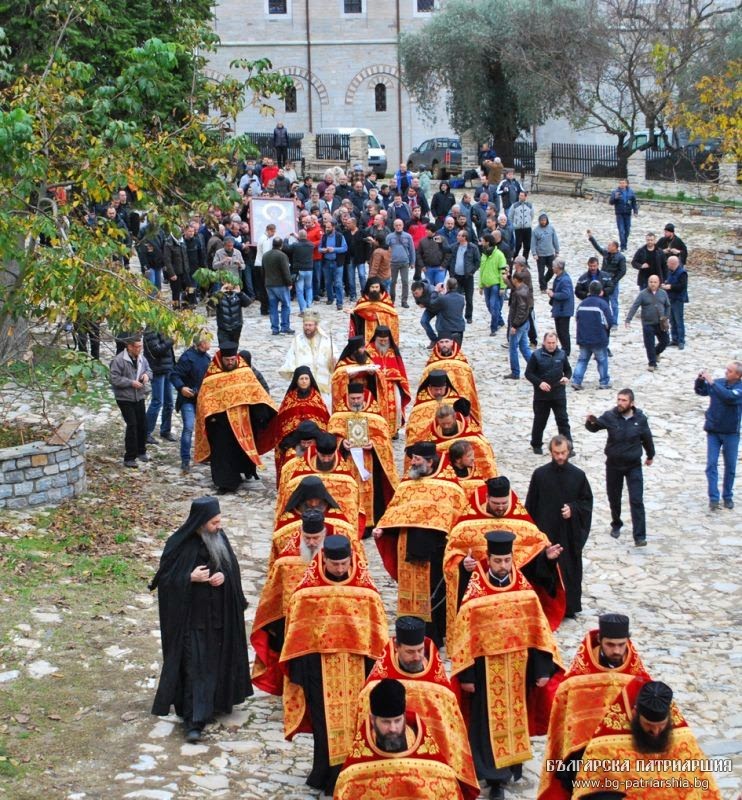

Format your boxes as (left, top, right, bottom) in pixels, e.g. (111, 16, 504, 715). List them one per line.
(5, 194, 741, 799)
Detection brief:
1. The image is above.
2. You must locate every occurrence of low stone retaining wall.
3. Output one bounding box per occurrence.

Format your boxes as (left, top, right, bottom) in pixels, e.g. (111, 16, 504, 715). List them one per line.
(718, 248, 742, 277)
(587, 188, 740, 218)
(0, 425, 86, 510)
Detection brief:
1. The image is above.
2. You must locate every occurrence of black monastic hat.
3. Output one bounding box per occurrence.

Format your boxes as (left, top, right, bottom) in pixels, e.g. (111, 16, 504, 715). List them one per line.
(369, 678, 406, 718)
(599, 613, 630, 639)
(219, 342, 239, 357)
(316, 432, 338, 455)
(486, 476, 510, 497)
(347, 382, 366, 395)
(405, 441, 437, 460)
(323, 534, 351, 560)
(485, 530, 515, 555)
(283, 476, 340, 513)
(453, 398, 471, 417)
(427, 369, 448, 387)
(395, 616, 425, 646)
(301, 508, 325, 534)
(636, 681, 673, 722)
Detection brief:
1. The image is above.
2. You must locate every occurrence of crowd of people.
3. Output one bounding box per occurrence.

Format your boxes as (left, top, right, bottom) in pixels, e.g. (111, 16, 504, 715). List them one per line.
(99, 154, 741, 799)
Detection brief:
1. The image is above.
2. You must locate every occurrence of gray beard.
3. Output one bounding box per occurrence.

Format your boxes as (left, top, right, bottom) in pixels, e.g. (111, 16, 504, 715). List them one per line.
(200, 530, 230, 572)
(400, 660, 425, 674)
(375, 343, 389, 355)
(408, 465, 430, 480)
(300, 541, 321, 562)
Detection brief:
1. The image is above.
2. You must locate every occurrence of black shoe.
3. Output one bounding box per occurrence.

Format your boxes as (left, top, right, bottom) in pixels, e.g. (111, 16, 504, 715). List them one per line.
(146, 434, 157, 445)
(282, 329, 295, 335)
(610, 524, 622, 539)
(709, 500, 721, 511)
(402, 302, 410, 308)
(489, 785, 505, 800)
(160, 432, 177, 442)
(185, 728, 201, 743)
(216, 487, 237, 495)
(532, 446, 543, 455)
(634, 538, 647, 547)
(465, 317, 473, 324)
(668, 341, 679, 347)
(326, 299, 333, 305)
(724, 499, 734, 509)
(272, 330, 280, 335)
(123, 459, 139, 468)
(138, 453, 150, 463)
(607, 347, 613, 357)
(503, 373, 519, 380)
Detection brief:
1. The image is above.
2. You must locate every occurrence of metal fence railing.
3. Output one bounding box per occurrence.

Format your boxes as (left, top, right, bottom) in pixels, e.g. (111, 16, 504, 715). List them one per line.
(513, 141, 537, 174)
(551, 143, 627, 178)
(316, 133, 350, 162)
(245, 132, 304, 164)
(645, 145, 720, 183)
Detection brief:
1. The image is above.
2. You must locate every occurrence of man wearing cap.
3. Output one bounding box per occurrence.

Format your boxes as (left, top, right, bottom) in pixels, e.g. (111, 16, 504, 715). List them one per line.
(275, 431, 365, 539)
(355, 616, 478, 793)
(280, 535, 388, 796)
(194, 343, 278, 493)
(336, 678, 480, 800)
(445, 475, 565, 637)
(526, 435, 593, 617)
(328, 381, 399, 536)
(373, 441, 468, 647)
(573, 679, 722, 798)
(150, 497, 252, 742)
(420, 335, 482, 421)
(279, 311, 337, 403)
(366, 325, 411, 438)
(538, 614, 651, 800)
(347, 276, 400, 344)
(450, 531, 564, 800)
(271, 476, 358, 563)
(656, 222, 688, 265)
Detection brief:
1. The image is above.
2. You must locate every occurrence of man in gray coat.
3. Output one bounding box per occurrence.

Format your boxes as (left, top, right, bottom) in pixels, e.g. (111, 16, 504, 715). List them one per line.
(625, 275, 670, 371)
(110, 333, 153, 467)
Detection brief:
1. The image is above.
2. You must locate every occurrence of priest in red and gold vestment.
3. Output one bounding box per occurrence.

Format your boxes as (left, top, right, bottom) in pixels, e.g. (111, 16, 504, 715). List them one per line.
(573, 679, 722, 799)
(450, 532, 564, 800)
(420, 335, 481, 422)
(373, 441, 468, 647)
(355, 615, 477, 793)
(194, 343, 277, 492)
(271, 476, 357, 564)
(406, 368, 478, 446)
(335, 678, 480, 800)
(328, 381, 399, 536)
(444, 476, 566, 639)
(538, 614, 651, 800)
(366, 325, 411, 438)
(272, 366, 329, 481)
(330, 335, 391, 418)
(280, 535, 388, 796)
(275, 432, 365, 539)
(348, 276, 400, 345)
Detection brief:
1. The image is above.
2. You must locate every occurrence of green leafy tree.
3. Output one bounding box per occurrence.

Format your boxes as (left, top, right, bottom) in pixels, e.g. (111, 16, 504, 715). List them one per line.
(0, 11, 292, 376)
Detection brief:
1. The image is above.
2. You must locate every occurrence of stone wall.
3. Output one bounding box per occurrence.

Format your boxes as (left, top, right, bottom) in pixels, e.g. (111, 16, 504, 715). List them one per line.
(587, 189, 740, 219)
(718, 248, 742, 277)
(0, 426, 86, 510)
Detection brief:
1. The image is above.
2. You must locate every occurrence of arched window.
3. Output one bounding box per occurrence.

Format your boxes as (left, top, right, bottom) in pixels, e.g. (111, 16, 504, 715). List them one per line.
(285, 85, 297, 113)
(374, 83, 387, 113)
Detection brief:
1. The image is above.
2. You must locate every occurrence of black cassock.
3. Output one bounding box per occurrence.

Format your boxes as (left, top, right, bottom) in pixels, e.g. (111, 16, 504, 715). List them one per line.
(525, 460, 593, 616)
(150, 530, 252, 727)
(205, 411, 257, 490)
(288, 653, 375, 795)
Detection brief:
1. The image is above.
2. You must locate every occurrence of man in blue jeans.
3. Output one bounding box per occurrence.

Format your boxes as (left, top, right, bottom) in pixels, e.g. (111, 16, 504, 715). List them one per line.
(661, 255, 689, 349)
(170, 334, 212, 474)
(571, 281, 613, 391)
(318, 220, 348, 309)
(143, 329, 176, 444)
(608, 178, 638, 251)
(262, 237, 294, 335)
(504, 272, 532, 379)
(694, 362, 742, 510)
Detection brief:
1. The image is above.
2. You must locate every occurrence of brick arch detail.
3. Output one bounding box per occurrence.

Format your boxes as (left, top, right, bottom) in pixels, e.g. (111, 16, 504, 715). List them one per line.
(275, 66, 329, 105)
(345, 65, 400, 104)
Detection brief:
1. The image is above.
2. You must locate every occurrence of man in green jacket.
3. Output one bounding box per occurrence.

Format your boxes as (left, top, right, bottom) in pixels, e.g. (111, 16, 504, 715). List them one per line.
(478, 233, 507, 336)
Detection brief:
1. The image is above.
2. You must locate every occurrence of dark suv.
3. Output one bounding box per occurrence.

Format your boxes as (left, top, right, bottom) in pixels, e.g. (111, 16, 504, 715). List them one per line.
(406, 137, 462, 179)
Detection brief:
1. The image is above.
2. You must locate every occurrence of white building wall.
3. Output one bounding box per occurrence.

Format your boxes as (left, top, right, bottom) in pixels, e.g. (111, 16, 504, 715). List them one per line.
(209, 0, 456, 171)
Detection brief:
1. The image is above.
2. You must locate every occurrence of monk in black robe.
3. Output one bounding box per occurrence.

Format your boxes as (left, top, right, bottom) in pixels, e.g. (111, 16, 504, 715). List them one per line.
(150, 496, 253, 741)
(525, 435, 593, 617)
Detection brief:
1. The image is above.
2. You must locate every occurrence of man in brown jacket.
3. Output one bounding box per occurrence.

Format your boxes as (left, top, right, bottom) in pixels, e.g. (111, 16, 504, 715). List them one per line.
(504, 272, 533, 379)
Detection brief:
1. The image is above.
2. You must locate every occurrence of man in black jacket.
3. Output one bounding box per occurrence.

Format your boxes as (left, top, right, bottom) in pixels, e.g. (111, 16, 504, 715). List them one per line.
(630, 232, 667, 289)
(215, 283, 252, 346)
(587, 229, 627, 329)
(525, 332, 572, 455)
(585, 388, 655, 546)
(273, 121, 289, 167)
(144, 329, 177, 444)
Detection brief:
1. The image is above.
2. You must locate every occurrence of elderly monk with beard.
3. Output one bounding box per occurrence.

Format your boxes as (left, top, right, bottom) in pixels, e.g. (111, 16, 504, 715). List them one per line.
(150, 497, 252, 743)
(419, 335, 482, 422)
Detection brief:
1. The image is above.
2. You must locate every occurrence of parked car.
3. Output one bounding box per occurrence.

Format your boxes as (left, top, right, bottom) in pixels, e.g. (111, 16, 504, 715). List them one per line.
(406, 137, 462, 179)
(319, 127, 387, 177)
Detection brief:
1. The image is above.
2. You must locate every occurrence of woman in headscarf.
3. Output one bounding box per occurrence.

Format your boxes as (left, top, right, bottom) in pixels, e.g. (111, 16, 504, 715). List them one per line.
(272, 366, 330, 481)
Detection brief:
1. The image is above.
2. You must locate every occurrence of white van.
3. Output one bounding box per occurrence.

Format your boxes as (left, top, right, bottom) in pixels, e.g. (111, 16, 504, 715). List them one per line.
(319, 127, 387, 177)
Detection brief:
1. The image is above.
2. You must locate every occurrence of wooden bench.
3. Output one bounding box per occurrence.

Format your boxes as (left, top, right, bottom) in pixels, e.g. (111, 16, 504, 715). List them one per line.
(531, 170, 584, 197)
